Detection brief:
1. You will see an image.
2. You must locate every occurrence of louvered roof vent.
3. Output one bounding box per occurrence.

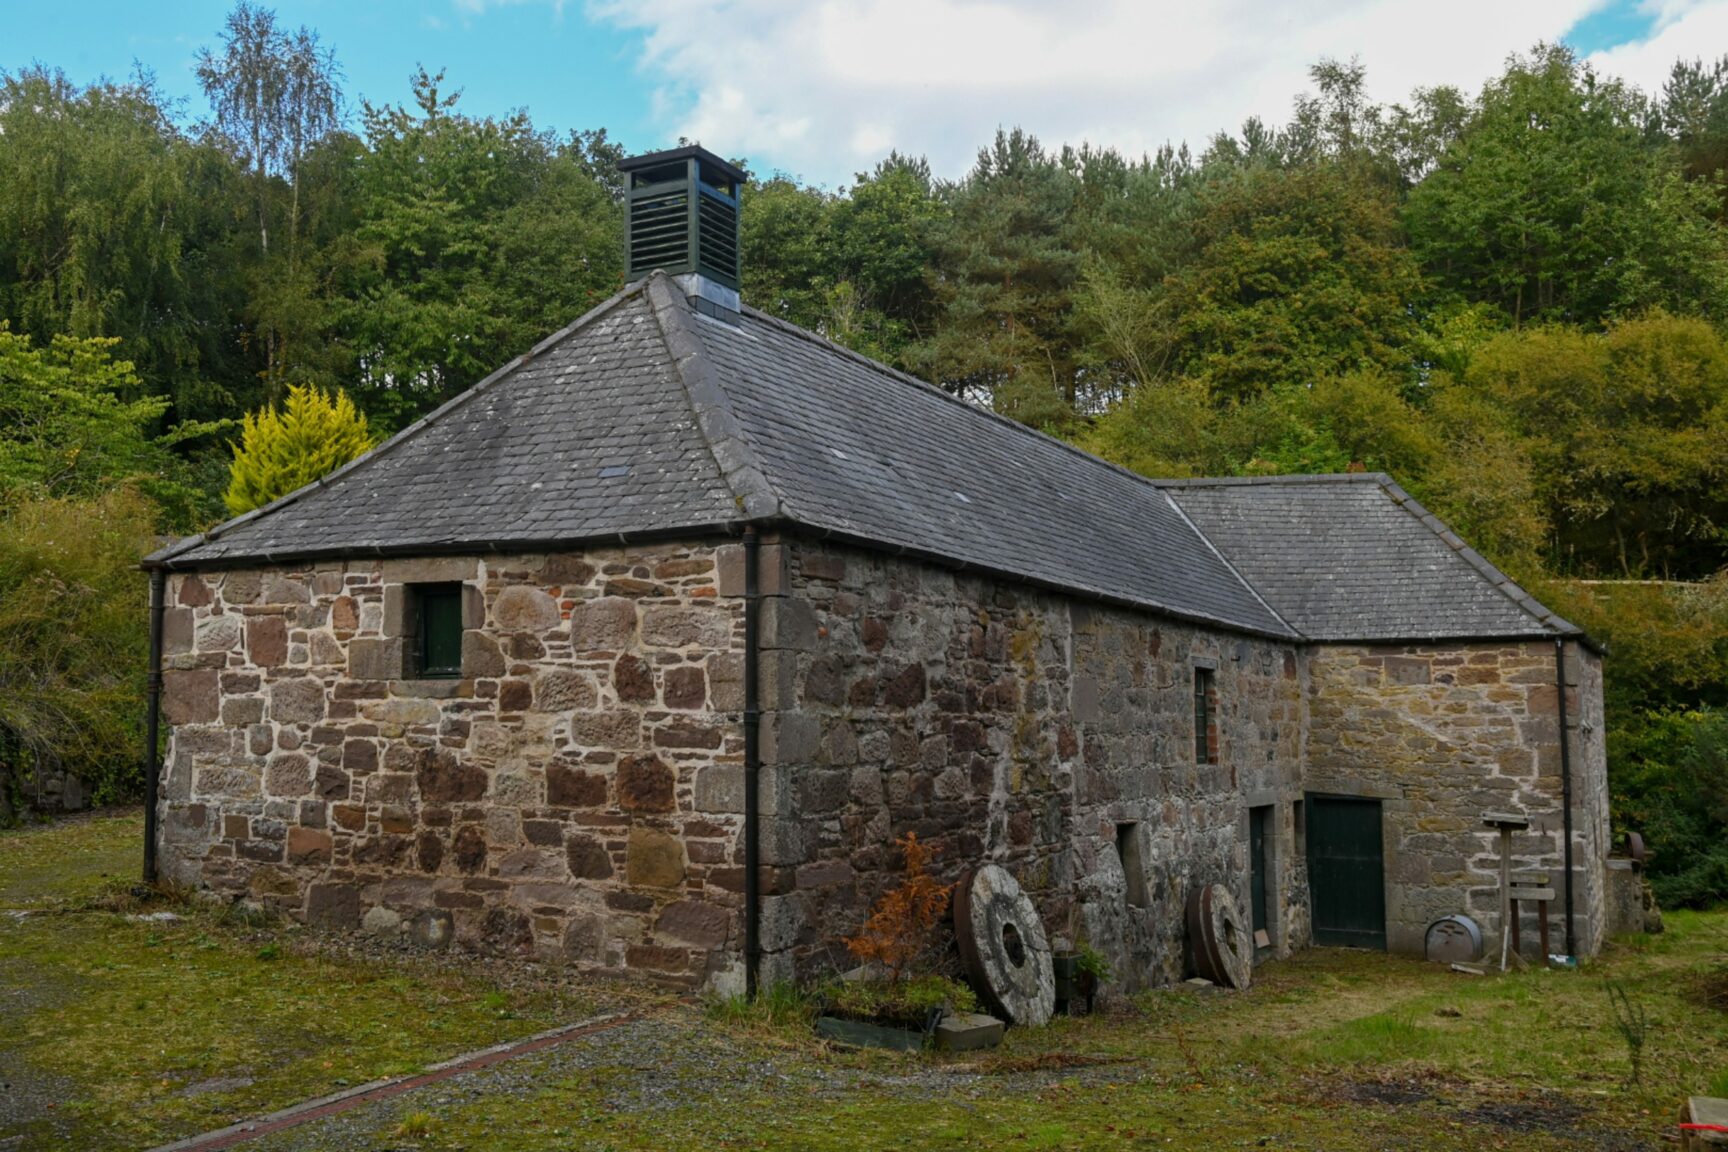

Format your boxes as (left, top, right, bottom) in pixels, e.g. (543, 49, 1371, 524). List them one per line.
(619, 145, 747, 312)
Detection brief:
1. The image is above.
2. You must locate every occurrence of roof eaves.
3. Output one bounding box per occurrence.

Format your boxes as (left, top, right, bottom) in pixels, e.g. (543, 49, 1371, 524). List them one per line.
(646, 274, 782, 522)
(144, 286, 645, 571)
(1374, 475, 1586, 639)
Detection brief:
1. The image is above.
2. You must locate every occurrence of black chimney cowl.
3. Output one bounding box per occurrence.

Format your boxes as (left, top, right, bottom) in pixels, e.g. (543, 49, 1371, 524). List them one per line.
(619, 145, 747, 307)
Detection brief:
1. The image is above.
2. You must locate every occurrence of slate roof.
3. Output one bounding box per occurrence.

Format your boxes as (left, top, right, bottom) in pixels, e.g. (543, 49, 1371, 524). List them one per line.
(150, 274, 1573, 644)
(153, 291, 744, 565)
(1163, 474, 1578, 642)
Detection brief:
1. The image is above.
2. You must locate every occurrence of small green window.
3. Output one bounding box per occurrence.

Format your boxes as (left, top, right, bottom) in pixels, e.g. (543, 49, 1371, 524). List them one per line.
(415, 583, 465, 679)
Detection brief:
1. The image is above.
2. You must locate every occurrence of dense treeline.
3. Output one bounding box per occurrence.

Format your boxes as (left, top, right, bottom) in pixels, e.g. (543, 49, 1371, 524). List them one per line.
(0, 9, 1724, 905)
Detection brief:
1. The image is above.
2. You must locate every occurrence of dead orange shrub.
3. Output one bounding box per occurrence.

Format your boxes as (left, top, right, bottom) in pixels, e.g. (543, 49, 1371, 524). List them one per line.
(845, 832, 954, 983)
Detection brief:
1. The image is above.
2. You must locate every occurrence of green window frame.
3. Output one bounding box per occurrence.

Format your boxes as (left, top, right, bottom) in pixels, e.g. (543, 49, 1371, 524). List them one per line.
(1194, 667, 1217, 765)
(414, 583, 465, 679)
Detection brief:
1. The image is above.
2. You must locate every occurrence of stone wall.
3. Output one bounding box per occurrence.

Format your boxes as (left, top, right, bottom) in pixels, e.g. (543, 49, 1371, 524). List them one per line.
(758, 537, 1307, 991)
(1305, 641, 1607, 957)
(1567, 641, 1611, 955)
(156, 542, 749, 989)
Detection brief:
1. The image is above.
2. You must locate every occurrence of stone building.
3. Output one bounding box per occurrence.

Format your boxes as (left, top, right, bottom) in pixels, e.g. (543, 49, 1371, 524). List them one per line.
(143, 146, 1609, 994)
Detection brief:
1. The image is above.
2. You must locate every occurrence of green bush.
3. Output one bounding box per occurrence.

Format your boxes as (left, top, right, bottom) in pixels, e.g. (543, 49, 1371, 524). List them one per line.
(0, 488, 155, 815)
(224, 382, 374, 516)
(1542, 578, 1728, 907)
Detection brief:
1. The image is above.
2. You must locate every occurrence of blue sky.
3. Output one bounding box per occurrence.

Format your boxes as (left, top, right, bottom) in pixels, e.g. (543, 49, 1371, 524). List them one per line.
(1, 0, 1718, 187)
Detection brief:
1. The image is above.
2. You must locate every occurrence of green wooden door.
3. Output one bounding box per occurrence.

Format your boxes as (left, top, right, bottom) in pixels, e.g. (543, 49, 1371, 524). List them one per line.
(1307, 796, 1386, 949)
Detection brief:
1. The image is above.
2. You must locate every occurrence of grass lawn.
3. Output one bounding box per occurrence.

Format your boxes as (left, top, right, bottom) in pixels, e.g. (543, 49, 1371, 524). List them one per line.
(409, 912, 1728, 1152)
(2, 812, 1726, 1151)
(0, 811, 651, 1151)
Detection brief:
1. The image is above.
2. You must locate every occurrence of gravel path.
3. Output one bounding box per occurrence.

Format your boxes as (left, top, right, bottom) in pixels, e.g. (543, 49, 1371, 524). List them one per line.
(0, 942, 84, 1150)
(238, 1008, 1150, 1152)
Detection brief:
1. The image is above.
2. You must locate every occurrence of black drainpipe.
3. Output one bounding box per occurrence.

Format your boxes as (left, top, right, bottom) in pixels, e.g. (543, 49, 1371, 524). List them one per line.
(1554, 637, 1576, 957)
(142, 568, 167, 885)
(742, 526, 762, 998)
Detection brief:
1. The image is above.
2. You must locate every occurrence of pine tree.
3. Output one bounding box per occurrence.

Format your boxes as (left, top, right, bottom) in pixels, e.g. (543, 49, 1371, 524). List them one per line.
(224, 382, 372, 514)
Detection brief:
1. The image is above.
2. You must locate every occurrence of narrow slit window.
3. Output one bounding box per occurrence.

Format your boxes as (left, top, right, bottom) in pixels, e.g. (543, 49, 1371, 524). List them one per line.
(414, 583, 465, 679)
(1194, 667, 1218, 765)
(1117, 822, 1147, 908)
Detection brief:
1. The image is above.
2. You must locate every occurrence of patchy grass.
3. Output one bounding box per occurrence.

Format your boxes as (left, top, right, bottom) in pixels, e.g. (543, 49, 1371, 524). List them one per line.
(4, 812, 1725, 1151)
(415, 914, 1728, 1151)
(0, 811, 641, 1150)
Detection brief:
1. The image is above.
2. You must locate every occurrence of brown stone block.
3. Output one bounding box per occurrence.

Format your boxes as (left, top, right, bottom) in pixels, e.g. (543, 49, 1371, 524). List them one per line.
(663, 665, 706, 710)
(497, 678, 533, 712)
(306, 883, 360, 929)
(627, 826, 686, 888)
(533, 668, 597, 712)
(237, 838, 284, 863)
(315, 764, 351, 802)
(626, 944, 692, 973)
(543, 554, 597, 588)
(331, 803, 366, 831)
(247, 616, 289, 668)
(641, 605, 732, 649)
(453, 825, 488, 874)
(522, 819, 563, 846)
(569, 597, 637, 650)
(462, 631, 507, 678)
(654, 558, 713, 581)
(287, 825, 333, 864)
(568, 710, 642, 748)
(416, 748, 487, 803)
(343, 739, 380, 773)
(618, 754, 676, 812)
(612, 654, 655, 703)
(654, 719, 723, 750)
(177, 575, 213, 607)
(566, 834, 614, 879)
(605, 577, 670, 599)
(163, 669, 220, 725)
(655, 900, 730, 947)
(605, 889, 654, 913)
(416, 832, 444, 872)
(547, 763, 609, 808)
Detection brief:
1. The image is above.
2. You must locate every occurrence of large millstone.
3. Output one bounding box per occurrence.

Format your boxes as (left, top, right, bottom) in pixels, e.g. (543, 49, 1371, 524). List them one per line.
(1186, 882, 1252, 990)
(954, 865, 1054, 1027)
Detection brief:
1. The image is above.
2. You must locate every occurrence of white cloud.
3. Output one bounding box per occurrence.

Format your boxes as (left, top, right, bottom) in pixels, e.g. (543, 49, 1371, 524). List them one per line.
(588, 0, 1726, 186)
(1585, 0, 1728, 92)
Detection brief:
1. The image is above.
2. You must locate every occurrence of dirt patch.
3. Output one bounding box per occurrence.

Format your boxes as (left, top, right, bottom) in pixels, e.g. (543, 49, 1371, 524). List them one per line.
(1459, 1094, 1587, 1132)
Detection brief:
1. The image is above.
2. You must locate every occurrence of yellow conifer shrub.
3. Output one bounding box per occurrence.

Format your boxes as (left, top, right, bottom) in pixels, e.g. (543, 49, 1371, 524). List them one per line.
(223, 384, 375, 515)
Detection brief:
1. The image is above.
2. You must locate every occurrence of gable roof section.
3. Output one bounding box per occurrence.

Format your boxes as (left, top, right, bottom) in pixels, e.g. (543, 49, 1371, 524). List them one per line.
(148, 278, 1572, 646)
(695, 300, 1293, 637)
(151, 290, 747, 567)
(1162, 474, 1579, 642)
(150, 274, 1293, 638)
